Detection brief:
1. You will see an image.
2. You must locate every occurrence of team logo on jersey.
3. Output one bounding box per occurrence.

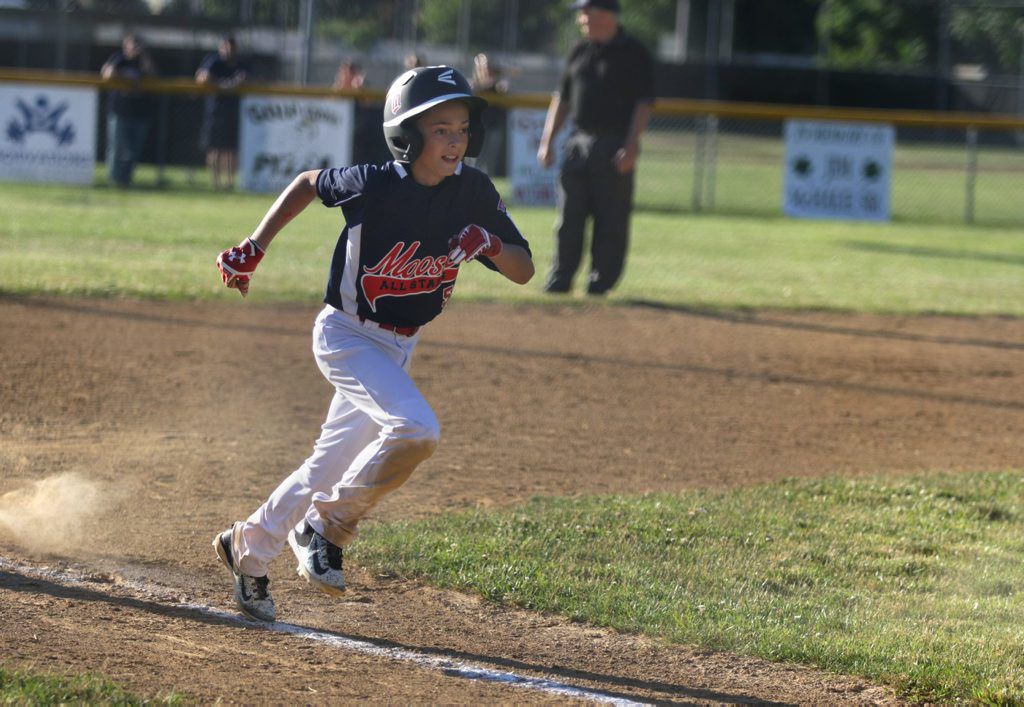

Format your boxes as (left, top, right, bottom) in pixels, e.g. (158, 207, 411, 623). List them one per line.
(496, 196, 507, 214)
(361, 241, 458, 312)
(437, 69, 457, 86)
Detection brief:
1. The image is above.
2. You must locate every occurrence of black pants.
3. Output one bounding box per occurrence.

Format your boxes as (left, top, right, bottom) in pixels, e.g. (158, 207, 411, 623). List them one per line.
(546, 132, 635, 294)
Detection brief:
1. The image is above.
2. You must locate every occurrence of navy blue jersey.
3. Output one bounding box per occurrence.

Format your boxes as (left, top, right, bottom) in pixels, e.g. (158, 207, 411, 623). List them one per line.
(316, 161, 530, 328)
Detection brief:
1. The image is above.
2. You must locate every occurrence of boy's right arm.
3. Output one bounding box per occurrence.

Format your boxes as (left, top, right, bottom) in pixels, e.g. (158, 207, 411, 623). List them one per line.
(217, 170, 320, 297)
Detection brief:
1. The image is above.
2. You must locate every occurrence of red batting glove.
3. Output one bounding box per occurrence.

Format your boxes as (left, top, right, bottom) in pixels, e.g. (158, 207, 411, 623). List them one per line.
(447, 224, 502, 266)
(216, 238, 265, 297)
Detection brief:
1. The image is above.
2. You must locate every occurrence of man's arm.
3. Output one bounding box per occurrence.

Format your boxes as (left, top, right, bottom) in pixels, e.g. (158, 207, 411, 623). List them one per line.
(100, 55, 119, 80)
(613, 100, 653, 174)
(537, 93, 569, 169)
(195, 56, 212, 83)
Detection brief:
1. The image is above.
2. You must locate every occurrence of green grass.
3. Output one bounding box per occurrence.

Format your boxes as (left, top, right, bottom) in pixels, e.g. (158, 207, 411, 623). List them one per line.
(0, 663, 184, 703)
(351, 472, 1024, 702)
(638, 126, 1024, 225)
(3, 164, 1024, 701)
(2, 178, 1023, 315)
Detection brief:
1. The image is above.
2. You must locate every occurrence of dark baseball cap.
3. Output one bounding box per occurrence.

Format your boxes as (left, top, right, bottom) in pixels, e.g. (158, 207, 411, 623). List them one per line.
(569, 0, 620, 12)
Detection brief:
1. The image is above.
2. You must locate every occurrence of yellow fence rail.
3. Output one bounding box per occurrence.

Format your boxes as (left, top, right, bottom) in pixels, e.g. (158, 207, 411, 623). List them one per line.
(3, 68, 1023, 224)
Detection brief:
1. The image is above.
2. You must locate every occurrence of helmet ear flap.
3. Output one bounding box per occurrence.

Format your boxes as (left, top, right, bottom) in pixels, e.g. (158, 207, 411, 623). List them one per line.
(465, 114, 486, 159)
(387, 123, 424, 163)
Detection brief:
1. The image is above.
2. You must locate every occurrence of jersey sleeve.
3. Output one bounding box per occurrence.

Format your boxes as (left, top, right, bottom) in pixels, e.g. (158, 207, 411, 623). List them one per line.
(558, 43, 582, 100)
(198, 53, 217, 73)
(633, 41, 656, 103)
(316, 164, 374, 207)
(473, 177, 531, 272)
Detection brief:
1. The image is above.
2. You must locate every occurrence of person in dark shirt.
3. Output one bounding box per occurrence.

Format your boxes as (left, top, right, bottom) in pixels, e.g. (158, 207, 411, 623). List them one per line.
(334, 59, 391, 166)
(537, 0, 655, 295)
(195, 35, 248, 190)
(210, 66, 534, 622)
(100, 34, 156, 187)
(470, 52, 510, 177)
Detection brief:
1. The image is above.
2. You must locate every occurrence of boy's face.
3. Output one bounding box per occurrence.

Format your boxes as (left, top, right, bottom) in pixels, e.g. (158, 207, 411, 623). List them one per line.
(412, 101, 470, 185)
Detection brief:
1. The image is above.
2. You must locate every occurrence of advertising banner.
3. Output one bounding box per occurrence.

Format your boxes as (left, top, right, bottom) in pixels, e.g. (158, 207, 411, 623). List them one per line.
(783, 119, 894, 221)
(507, 108, 568, 207)
(0, 85, 97, 184)
(239, 95, 354, 193)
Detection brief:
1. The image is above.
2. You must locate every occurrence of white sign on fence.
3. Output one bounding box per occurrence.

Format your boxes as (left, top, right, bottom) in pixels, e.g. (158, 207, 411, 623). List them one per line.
(0, 85, 97, 184)
(239, 95, 354, 193)
(507, 108, 568, 206)
(783, 119, 894, 221)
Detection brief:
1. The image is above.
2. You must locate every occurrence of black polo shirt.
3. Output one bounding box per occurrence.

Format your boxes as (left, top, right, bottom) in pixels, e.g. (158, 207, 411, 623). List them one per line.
(559, 27, 655, 136)
(105, 51, 154, 119)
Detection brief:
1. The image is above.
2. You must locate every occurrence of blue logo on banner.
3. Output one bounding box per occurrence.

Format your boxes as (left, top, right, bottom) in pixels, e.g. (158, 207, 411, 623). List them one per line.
(6, 95, 76, 146)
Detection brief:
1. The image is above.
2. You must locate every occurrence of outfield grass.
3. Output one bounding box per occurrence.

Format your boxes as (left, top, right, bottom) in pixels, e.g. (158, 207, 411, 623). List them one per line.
(639, 126, 1024, 225)
(0, 664, 183, 703)
(351, 472, 1024, 702)
(2, 179, 1023, 315)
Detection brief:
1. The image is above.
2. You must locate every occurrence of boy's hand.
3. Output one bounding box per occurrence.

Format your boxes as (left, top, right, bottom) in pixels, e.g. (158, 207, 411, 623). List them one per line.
(216, 238, 264, 297)
(448, 224, 502, 266)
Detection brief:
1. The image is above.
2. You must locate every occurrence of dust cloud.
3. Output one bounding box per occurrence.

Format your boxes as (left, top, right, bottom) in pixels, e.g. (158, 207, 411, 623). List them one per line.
(0, 472, 111, 554)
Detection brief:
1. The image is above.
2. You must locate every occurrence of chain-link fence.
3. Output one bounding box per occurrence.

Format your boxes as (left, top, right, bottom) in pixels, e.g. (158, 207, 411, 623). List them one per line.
(637, 113, 1024, 225)
(2, 70, 1024, 226)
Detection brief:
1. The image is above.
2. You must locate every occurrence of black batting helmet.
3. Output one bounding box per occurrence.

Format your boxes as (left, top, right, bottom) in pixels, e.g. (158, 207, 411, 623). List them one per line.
(382, 65, 488, 163)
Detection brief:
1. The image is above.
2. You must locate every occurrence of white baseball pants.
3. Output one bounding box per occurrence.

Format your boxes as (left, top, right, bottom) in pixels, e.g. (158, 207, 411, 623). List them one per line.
(234, 305, 439, 578)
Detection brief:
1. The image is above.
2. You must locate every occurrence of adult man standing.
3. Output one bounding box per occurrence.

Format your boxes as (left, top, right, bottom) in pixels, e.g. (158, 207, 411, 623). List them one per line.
(537, 0, 655, 295)
(100, 34, 156, 188)
(196, 35, 249, 190)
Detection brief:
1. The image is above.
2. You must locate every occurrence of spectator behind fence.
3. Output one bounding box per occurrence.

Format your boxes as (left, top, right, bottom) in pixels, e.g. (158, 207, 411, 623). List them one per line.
(404, 52, 425, 70)
(100, 33, 156, 188)
(196, 35, 249, 190)
(332, 60, 365, 91)
(537, 0, 654, 296)
(334, 59, 391, 166)
(470, 52, 510, 177)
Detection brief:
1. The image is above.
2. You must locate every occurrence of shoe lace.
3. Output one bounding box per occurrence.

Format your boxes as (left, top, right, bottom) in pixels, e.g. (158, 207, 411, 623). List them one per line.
(248, 574, 271, 600)
(318, 538, 343, 571)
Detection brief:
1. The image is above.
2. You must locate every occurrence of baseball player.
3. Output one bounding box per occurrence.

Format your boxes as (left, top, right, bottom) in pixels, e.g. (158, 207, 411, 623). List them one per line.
(211, 66, 534, 622)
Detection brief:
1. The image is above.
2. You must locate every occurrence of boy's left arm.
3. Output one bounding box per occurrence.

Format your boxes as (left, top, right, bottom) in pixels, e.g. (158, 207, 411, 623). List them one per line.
(487, 244, 534, 285)
(448, 224, 534, 285)
(456, 180, 534, 285)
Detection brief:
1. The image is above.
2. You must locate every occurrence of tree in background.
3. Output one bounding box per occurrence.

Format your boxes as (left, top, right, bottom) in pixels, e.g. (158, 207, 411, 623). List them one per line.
(817, 0, 1024, 77)
(616, 0, 677, 53)
(79, 0, 1024, 81)
(816, 0, 939, 70)
(948, 4, 1024, 75)
(315, 0, 673, 58)
(314, 0, 398, 51)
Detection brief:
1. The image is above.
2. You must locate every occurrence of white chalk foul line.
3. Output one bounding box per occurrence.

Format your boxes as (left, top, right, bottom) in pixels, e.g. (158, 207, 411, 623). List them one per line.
(0, 558, 646, 705)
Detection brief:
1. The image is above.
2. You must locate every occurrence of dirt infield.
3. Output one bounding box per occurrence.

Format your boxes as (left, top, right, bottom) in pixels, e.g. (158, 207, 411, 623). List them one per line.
(3, 295, 1023, 702)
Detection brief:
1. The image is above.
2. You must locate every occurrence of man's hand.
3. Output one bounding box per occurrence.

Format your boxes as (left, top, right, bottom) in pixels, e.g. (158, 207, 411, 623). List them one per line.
(216, 238, 265, 297)
(613, 142, 640, 174)
(537, 142, 555, 169)
(448, 225, 502, 266)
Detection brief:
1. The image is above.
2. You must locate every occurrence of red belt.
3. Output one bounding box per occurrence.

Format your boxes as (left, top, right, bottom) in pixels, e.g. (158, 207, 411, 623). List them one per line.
(358, 316, 419, 337)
